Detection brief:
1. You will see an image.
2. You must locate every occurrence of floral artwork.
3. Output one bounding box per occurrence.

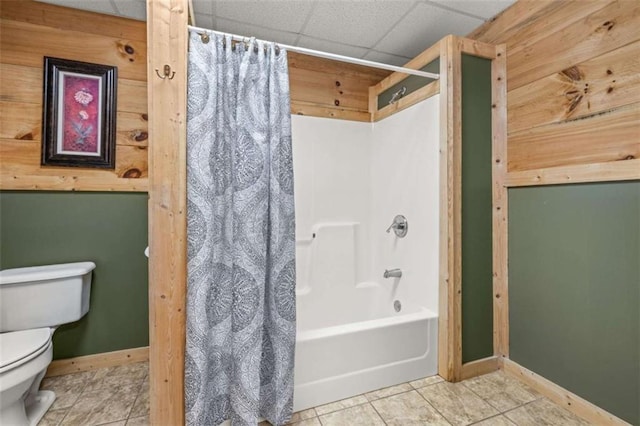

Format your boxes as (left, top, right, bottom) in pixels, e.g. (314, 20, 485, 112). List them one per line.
(41, 57, 117, 169)
(61, 74, 101, 154)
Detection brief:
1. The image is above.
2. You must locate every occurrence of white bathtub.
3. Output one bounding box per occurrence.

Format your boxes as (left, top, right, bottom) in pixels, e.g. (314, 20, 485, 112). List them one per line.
(292, 222, 438, 411)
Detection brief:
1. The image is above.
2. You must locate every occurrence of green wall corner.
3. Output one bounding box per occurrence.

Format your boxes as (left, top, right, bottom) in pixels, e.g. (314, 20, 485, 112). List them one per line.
(461, 54, 494, 363)
(509, 182, 640, 425)
(0, 191, 149, 359)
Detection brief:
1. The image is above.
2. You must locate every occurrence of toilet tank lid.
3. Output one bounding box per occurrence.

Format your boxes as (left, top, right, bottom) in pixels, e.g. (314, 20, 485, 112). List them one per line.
(0, 262, 96, 286)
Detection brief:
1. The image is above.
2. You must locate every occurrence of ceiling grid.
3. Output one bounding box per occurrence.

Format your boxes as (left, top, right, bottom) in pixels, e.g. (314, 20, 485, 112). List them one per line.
(37, 0, 514, 65)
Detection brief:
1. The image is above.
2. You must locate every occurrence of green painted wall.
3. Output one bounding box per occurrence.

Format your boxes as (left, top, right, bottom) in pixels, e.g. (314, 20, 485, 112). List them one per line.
(0, 191, 149, 359)
(509, 182, 640, 425)
(461, 54, 493, 363)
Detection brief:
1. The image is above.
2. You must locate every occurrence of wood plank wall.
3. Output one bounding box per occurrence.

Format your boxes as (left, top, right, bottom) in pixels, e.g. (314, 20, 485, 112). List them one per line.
(0, 1, 150, 191)
(468, 0, 640, 173)
(288, 52, 389, 121)
(0, 1, 388, 192)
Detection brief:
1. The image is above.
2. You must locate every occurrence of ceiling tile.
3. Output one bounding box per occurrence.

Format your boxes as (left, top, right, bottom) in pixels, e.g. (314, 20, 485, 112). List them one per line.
(213, 1, 315, 33)
(215, 18, 300, 45)
(296, 36, 369, 59)
(362, 50, 412, 67)
(303, 1, 415, 49)
(37, 0, 117, 15)
(375, 2, 483, 58)
(113, 0, 145, 21)
(429, 0, 515, 19)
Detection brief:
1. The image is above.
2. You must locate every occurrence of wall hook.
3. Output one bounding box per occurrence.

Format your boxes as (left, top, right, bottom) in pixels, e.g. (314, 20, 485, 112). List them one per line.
(155, 65, 175, 80)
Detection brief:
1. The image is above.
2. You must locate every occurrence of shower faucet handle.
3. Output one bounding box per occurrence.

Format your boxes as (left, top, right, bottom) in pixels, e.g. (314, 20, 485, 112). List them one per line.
(386, 215, 408, 238)
(385, 222, 403, 232)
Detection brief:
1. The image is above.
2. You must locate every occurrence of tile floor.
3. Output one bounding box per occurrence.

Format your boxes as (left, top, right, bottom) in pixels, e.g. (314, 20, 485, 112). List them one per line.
(38, 361, 591, 426)
(38, 362, 149, 426)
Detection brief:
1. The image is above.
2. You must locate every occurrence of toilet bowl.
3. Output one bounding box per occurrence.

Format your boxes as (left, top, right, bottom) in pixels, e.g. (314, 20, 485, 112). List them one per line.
(0, 262, 95, 426)
(0, 328, 55, 425)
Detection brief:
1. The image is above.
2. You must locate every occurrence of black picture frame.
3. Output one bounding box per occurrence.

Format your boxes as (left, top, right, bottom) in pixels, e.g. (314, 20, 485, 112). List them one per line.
(41, 57, 117, 169)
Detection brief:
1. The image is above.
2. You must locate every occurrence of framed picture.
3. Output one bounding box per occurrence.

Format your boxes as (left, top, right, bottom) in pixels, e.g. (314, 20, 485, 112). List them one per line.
(41, 57, 117, 169)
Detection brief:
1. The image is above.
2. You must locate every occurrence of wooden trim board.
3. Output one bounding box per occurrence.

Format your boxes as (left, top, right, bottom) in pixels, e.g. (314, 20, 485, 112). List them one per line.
(371, 40, 442, 96)
(505, 159, 640, 187)
(501, 358, 631, 426)
(460, 356, 500, 380)
(291, 101, 371, 122)
(373, 80, 440, 122)
(147, 0, 188, 424)
(438, 35, 463, 382)
(491, 44, 509, 358)
(0, 175, 148, 191)
(45, 347, 149, 377)
(459, 38, 497, 59)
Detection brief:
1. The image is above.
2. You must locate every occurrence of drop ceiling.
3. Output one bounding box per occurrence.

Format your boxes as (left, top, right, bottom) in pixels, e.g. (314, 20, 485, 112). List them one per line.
(37, 0, 515, 65)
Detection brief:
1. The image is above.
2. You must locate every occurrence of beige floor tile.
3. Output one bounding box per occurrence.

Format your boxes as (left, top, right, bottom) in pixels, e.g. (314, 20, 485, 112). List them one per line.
(410, 375, 445, 389)
(314, 394, 368, 416)
(417, 381, 499, 426)
(262, 415, 320, 426)
(38, 408, 68, 426)
(504, 398, 591, 426)
(365, 382, 413, 401)
(96, 421, 126, 426)
(472, 414, 517, 425)
(371, 390, 451, 425)
(462, 371, 540, 412)
(287, 408, 317, 423)
(60, 383, 139, 426)
(289, 418, 321, 426)
(129, 383, 149, 418)
(319, 403, 385, 426)
(125, 416, 149, 426)
(85, 362, 148, 392)
(40, 371, 96, 410)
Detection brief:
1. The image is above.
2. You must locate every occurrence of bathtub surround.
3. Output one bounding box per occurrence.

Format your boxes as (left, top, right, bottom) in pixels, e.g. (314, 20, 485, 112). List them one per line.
(0, 191, 149, 359)
(291, 96, 440, 410)
(185, 31, 296, 426)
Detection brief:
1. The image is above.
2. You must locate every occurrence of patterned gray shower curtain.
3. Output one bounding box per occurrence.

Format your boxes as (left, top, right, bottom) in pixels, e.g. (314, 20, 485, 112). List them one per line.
(185, 30, 297, 426)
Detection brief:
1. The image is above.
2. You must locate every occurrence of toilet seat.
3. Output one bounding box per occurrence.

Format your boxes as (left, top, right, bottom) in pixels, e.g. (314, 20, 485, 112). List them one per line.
(0, 328, 52, 374)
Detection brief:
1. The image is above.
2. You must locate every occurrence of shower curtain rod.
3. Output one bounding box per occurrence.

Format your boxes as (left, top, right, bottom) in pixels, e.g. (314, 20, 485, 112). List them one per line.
(188, 25, 440, 80)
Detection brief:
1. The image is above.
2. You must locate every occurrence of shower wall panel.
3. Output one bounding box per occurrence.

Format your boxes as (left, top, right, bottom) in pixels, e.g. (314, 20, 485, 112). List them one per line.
(370, 96, 440, 314)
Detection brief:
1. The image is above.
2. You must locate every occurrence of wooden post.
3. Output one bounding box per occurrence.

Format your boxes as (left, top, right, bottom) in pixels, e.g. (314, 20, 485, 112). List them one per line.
(491, 44, 509, 358)
(146, 0, 188, 424)
(438, 35, 463, 382)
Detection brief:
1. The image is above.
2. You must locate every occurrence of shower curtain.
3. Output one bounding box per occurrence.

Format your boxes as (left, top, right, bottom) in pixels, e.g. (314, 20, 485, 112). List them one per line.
(185, 31, 297, 426)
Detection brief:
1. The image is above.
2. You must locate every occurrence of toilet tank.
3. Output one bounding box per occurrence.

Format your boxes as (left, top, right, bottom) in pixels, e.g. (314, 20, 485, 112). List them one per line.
(0, 262, 96, 333)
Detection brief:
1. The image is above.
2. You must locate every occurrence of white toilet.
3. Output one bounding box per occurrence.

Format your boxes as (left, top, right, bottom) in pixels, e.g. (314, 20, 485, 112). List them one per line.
(0, 262, 96, 426)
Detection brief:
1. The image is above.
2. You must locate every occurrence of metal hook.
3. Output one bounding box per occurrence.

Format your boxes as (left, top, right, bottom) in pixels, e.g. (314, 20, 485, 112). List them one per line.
(389, 86, 407, 105)
(155, 65, 175, 80)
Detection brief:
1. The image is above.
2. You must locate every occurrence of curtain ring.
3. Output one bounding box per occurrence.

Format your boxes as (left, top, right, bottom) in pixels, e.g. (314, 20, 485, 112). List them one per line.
(200, 33, 210, 44)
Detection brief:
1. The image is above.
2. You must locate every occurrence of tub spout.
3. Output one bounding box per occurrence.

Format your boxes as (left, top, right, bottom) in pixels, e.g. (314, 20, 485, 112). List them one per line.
(384, 268, 402, 279)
